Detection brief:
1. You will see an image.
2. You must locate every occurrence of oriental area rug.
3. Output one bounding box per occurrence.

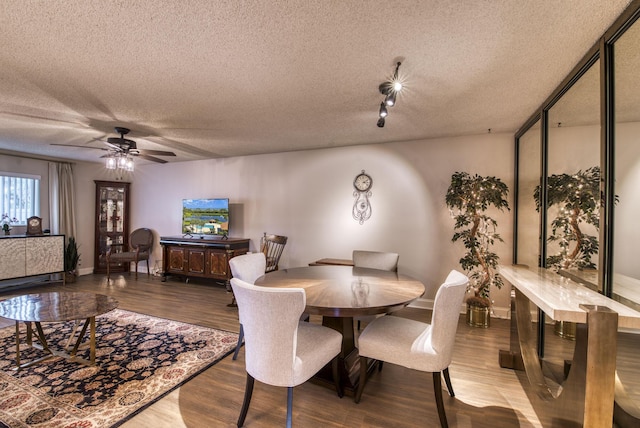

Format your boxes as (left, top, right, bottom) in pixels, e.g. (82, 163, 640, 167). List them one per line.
(0, 309, 238, 428)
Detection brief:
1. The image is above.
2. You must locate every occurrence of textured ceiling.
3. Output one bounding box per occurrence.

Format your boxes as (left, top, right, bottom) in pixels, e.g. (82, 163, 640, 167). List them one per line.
(0, 0, 633, 164)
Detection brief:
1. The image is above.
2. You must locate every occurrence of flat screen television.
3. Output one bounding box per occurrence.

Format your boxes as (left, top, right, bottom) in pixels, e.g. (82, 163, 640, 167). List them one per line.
(182, 198, 229, 236)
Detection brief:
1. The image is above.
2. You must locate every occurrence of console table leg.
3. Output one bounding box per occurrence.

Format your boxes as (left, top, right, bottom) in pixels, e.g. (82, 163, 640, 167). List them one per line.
(500, 287, 619, 427)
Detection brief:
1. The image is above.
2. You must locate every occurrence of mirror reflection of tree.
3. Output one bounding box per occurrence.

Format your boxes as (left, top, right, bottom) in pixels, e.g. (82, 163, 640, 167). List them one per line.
(547, 59, 601, 289)
(535, 167, 600, 271)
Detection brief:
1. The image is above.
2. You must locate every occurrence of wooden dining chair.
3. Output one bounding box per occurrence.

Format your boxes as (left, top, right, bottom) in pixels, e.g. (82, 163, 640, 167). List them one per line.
(231, 278, 342, 428)
(354, 270, 469, 428)
(261, 233, 288, 272)
(105, 228, 154, 281)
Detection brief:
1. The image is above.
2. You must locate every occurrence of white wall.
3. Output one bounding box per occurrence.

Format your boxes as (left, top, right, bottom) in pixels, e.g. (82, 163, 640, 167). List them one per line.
(71, 132, 515, 313)
(3, 132, 515, 313)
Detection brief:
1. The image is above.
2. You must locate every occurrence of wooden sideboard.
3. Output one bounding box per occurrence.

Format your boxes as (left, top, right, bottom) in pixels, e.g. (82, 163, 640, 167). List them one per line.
(0, 235, 65, 283)
(159, 236, 250, 285)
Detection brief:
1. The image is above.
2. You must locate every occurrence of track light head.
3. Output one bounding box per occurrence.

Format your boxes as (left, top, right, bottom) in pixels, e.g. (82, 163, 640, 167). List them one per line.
(384, 91, 396, 107)
(379, 102, 388, 118)
(377, 117, 385, 128)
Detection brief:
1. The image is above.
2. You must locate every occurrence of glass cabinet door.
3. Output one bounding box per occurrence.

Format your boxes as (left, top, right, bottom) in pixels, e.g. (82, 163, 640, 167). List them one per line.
(93, 181, 130, 273)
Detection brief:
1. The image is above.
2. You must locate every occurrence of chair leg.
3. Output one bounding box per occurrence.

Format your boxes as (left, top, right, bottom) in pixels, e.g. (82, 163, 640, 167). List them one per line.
(443, 367, 454, 397)
(433, 371, 448, 428)
(233, 324, 244, 360)
(354, 356, 368, 403)
(106, 259, 111, 282)
(332, 356, 343, 398)
(134, 261, 139, 279)
(237, 373, 255, 427)
(286, 387, 293, 428)
(146, 259, 150, 276)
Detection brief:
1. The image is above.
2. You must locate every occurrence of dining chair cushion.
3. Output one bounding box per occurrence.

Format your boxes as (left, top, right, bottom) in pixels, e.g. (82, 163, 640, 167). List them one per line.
(352, 250, 399, 272)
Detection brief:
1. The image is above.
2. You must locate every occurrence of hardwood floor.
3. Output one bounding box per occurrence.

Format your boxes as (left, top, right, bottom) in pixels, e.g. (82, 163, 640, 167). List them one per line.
(0, 273, 637, 427)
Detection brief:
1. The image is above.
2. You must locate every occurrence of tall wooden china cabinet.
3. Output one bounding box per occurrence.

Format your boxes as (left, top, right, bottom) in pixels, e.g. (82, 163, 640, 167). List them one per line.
(93, 181, 130, 274)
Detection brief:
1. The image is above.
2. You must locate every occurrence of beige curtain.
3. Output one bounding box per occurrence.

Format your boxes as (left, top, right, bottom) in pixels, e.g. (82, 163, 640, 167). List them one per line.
(48, 162, 77, 238)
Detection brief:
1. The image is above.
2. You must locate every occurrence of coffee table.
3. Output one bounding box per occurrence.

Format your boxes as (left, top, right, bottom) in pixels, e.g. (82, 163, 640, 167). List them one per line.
(0, 291, 119, 370)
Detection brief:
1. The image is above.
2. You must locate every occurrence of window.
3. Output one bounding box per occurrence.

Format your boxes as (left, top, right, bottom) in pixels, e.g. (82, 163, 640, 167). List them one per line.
(0, 173, 40, 225)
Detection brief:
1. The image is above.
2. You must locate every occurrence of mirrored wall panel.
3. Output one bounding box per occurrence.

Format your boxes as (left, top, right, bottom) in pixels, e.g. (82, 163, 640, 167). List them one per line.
(613, 19, 640, 311)
(516, 120, 541, 269)
(546, 60, 601, 292)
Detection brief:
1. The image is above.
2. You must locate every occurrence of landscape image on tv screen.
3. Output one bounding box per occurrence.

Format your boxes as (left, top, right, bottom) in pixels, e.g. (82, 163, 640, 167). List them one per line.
(182, 198, 229, 236)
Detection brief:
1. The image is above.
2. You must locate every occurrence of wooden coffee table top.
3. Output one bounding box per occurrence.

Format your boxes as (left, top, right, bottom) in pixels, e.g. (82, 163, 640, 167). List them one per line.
(0, 292, 118, 322)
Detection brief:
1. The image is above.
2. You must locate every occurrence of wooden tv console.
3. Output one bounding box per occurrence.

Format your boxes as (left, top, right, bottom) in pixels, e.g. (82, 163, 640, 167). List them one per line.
(159, 236, 250, 285)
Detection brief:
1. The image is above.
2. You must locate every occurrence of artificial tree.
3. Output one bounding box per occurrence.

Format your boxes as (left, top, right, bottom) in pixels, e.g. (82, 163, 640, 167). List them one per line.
(446, 172, 510, 308)
(534, 166, 600, 270)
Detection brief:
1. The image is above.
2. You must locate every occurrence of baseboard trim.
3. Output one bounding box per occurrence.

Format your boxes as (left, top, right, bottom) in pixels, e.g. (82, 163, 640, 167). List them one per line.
(408, 297, 510, 320)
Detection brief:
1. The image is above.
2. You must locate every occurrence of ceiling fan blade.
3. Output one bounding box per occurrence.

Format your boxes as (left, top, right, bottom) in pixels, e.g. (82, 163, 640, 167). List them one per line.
(136, 153, 168, 164)
(136, 149, 176, 156)
(103, 141, 122, 150)
(50, 143, 107, 151)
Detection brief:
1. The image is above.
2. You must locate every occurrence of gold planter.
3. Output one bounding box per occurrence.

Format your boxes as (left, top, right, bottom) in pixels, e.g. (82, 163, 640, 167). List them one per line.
(65, 272, 77, 283)
(466, 303, 490, 328)
(554, 320, 576, 340)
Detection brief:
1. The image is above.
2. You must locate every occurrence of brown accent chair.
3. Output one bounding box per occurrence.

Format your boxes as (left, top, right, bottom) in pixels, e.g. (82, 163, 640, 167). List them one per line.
(106, 228, 154, 281)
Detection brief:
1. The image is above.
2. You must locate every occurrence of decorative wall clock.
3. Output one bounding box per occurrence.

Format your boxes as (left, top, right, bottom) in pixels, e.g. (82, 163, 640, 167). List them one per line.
(352, 170, 373, 225)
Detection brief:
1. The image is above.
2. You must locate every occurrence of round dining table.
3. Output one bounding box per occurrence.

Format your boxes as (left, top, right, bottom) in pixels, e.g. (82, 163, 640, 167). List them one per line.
(254, 265, 425, 395)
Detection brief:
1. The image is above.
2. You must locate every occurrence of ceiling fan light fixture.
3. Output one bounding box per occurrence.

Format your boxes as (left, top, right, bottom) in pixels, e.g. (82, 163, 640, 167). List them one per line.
(125, 156, 135, 172)
(117, 155, 128, 169)
(105, 156, 116, 170)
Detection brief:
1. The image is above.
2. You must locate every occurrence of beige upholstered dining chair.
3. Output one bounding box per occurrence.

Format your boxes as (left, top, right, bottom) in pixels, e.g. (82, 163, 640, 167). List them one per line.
(261, 233, 288, 272)
(231, 278, 343, 428)
(105, 228, 154, 281)
(229, 252, 267, 360)
(352, 250, 399, 272)
(352, 250, 400, 330)
(354, 269, 469, 428)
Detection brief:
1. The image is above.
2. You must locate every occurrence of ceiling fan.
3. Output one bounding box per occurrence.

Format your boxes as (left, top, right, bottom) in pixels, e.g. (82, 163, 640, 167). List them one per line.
(52, 126, 177, 164)
(102, 127, 176, 164)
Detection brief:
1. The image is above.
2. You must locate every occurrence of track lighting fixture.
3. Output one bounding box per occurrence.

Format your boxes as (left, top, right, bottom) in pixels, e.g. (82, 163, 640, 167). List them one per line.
(379, 102, 388, 118)
(376, 61, 402, 127)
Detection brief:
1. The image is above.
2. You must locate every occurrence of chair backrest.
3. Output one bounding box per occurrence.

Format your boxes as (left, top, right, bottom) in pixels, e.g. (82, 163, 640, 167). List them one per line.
(130, 228, 154, 253)
(231, 277, 306, 386)
(229, 252, 267, 284)
(352, 250, 399, 272)
(261, 233, 288, 273)
(411, 270, 468, 367)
